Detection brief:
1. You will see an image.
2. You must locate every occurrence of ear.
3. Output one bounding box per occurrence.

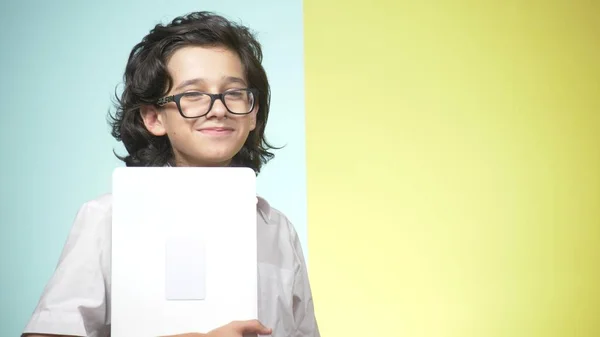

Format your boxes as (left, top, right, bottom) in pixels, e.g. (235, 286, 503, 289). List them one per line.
(140, 104, 167, 136)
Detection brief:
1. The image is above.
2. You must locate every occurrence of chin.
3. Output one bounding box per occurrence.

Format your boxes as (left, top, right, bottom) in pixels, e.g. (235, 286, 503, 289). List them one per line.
(199, 151, 239, 166)
(178, 142, 244, 166)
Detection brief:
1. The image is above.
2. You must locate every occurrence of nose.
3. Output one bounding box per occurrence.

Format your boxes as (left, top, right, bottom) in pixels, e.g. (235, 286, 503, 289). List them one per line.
(205, 96, 228, 119)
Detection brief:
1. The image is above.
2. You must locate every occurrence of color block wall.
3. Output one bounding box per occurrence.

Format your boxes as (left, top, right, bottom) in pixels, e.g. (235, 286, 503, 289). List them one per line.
(1, 1, 599, 337)
(0, 1, 307, 335)
(304, 1, 599, 336)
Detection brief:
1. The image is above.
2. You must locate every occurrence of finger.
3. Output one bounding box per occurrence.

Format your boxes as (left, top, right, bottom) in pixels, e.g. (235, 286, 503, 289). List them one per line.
(234, 319, 272, 334)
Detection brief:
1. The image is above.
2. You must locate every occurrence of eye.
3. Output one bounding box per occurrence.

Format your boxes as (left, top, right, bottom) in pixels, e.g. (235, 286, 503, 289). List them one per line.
(225, 89, 249, 101)
(183, 92, 209, 102)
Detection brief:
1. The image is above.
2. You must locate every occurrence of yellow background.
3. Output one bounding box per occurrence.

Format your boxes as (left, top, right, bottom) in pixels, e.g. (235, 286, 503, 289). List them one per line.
(304, 1, 599, 336)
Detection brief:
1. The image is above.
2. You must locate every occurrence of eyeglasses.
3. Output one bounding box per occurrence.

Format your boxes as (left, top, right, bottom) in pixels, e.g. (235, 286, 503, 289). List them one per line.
(156, 88, 258, 118)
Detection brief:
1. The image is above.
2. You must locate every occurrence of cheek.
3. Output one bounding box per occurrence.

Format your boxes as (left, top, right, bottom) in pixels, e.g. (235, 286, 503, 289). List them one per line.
(245, 113, 257, 131)
(164, 113, 194, 135)
(242, 119, 256, 134)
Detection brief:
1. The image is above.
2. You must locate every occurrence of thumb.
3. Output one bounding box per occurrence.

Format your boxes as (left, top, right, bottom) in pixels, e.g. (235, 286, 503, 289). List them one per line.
(233, 319, 272, 335)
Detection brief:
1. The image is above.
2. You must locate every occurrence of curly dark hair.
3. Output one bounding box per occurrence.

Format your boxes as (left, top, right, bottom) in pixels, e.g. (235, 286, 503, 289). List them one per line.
(108, 11, 276, 173)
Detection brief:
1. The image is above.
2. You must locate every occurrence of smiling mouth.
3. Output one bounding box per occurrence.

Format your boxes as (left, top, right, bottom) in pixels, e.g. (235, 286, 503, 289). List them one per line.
(197, 127, 234, 135)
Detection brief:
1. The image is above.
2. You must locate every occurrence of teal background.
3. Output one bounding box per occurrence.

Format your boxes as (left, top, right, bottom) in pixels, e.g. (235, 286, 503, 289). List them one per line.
(0, 1, 306, 335)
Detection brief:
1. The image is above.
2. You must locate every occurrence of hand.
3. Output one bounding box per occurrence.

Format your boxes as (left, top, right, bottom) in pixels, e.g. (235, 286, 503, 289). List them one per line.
(162, 320, 272, 337)
(208, 320, 272, 337)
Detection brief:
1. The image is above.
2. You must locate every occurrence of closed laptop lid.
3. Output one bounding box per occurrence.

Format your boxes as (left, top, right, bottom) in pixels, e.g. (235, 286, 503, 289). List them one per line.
(111, 166, 258, 337)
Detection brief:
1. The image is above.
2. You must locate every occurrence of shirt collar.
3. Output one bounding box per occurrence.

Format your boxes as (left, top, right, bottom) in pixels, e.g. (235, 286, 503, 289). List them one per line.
(256, 195, 272, 222)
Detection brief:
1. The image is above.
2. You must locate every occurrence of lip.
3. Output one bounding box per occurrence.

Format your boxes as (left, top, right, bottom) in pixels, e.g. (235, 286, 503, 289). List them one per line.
(197, 127, 235, 135)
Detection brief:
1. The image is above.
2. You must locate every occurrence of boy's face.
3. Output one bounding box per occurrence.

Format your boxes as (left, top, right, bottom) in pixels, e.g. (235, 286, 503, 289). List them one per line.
(141, 45, 257, 167)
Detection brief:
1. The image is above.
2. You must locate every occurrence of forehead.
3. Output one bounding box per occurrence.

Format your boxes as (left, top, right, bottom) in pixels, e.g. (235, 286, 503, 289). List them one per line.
(166, 45, 245, 84)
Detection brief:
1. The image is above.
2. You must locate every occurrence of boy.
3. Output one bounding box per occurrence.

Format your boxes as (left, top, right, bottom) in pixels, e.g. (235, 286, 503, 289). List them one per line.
(22, 11, 320, 337)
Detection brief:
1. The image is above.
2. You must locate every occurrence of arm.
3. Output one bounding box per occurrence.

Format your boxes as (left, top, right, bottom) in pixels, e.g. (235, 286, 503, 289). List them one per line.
(22, 320, 272, 337)
(290, 227, 321, 337)
(22, 198, 111, 337)
(161, 320, 271, 337)
(23, 320, 272, 337)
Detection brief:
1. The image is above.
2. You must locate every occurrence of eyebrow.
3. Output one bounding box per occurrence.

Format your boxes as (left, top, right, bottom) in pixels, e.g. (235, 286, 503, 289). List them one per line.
(173, 76, 247, 91)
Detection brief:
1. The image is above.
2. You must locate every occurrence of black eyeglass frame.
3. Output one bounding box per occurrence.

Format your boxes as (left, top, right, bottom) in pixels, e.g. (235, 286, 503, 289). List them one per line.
(155, 88, 259, 118)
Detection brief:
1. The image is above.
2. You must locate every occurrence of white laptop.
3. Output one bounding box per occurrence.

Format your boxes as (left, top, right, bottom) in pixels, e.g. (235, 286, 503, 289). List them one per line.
(111, 166, 258, 337)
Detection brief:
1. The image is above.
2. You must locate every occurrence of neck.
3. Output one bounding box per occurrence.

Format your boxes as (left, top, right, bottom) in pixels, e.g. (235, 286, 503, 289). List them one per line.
(171, 153, 232, 168)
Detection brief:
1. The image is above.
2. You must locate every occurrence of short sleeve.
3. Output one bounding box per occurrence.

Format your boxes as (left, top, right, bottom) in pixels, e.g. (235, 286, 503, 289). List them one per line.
(290, 226, 321, 337)
(22, 197, 112, 337)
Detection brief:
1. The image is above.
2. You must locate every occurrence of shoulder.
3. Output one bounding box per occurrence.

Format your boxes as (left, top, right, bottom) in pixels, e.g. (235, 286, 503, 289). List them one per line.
(257, 195, 305, 262)
(52, 194, 114, 274)
(66, 194, 113, 242)
(72, 193, 113, 226)
(257, 195, 296, 233)
(82, 193, 113, 210)
(72, 193, 113, 214)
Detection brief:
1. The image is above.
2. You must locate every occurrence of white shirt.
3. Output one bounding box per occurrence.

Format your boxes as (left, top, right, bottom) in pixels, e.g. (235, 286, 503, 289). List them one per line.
(23, 194, 320, 337)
